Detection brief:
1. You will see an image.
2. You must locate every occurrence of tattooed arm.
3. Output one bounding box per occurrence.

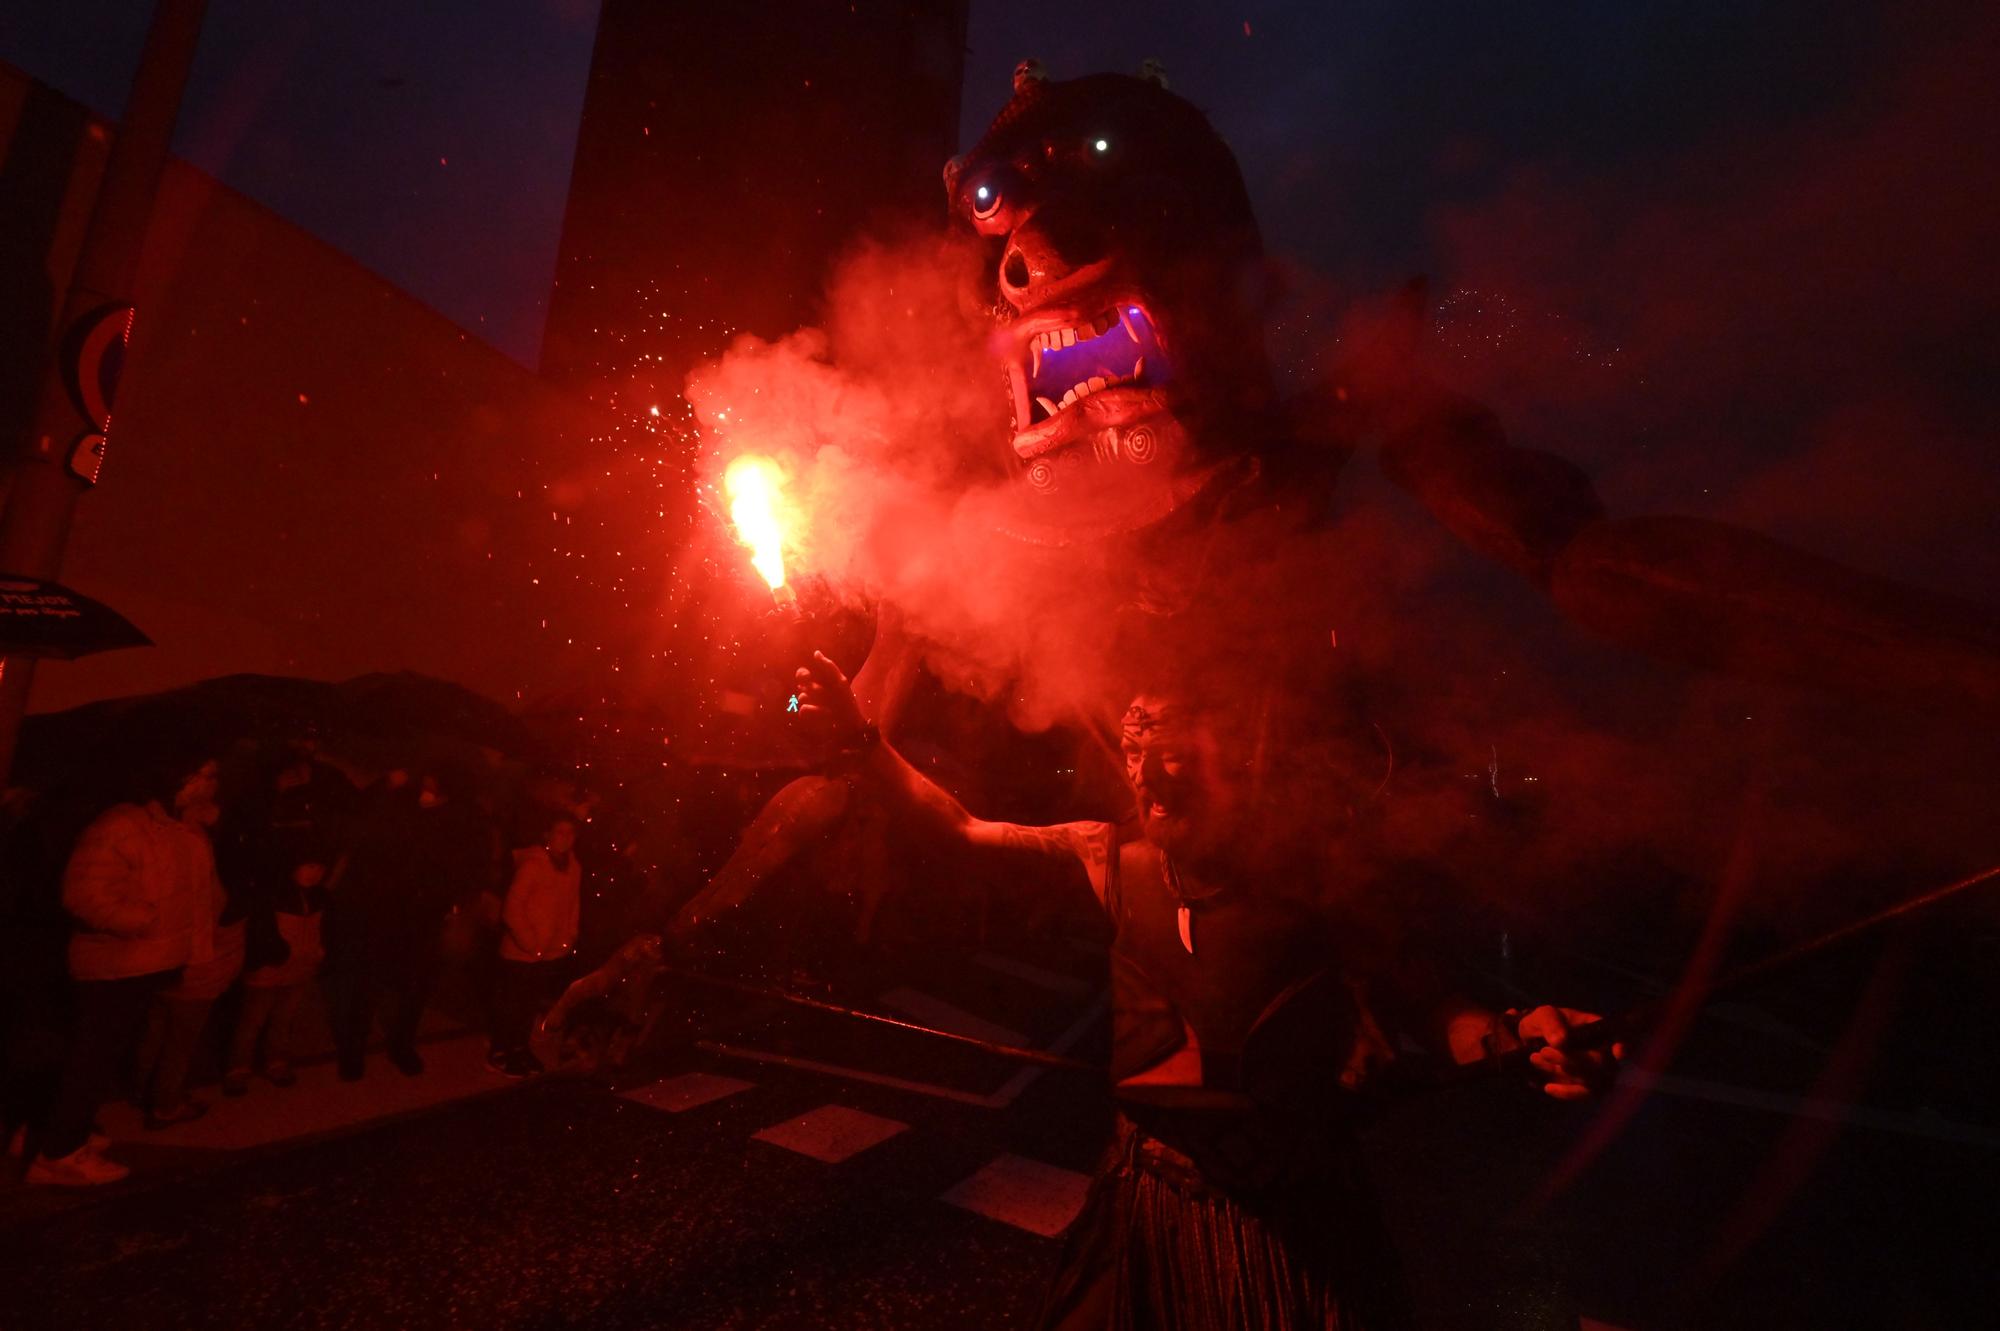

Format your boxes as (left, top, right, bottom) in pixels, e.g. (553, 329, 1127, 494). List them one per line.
(795, 651, 1113, 899)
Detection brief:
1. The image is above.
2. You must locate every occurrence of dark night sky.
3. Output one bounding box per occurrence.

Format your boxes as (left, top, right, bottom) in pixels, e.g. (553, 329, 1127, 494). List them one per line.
(960, 1, 1887, 289)
(2, 0, 601, 365)
(0, 1, 1925, 365)
(6, 0, 1993, 596)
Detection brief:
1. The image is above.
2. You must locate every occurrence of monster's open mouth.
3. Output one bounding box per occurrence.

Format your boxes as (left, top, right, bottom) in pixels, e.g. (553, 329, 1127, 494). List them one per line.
(1010, 302, 1172, 443)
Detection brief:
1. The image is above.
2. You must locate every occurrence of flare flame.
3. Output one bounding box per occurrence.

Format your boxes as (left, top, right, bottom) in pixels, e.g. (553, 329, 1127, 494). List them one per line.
(722, 454, 788, 590)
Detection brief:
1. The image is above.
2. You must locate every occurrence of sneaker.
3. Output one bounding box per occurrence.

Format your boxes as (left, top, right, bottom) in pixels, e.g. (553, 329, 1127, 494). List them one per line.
(388, 1047, 425, 1077)
(507, 1049, 545, 1078)
(24, 1127, 115, 1157)
(26, 1144, 129, 1186)
(264, 1062, 297, 1088)
(144, 1099, 210, 1130)
(222, 1069, 252, 1097)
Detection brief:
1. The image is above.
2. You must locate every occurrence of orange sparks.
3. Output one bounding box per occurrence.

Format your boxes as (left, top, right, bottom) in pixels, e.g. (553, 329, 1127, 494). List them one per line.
(722, 454, 789, 590)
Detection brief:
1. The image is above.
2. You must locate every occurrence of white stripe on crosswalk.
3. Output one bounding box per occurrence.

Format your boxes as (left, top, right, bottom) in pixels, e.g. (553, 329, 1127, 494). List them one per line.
(620, 1072, 756, 1113)
(941, 1154, 1093, 1238)
(752, 1104, 909, 1163)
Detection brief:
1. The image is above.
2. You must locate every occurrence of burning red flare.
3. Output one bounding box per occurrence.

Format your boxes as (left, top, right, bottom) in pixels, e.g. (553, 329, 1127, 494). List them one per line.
(723, 454, 789, 591)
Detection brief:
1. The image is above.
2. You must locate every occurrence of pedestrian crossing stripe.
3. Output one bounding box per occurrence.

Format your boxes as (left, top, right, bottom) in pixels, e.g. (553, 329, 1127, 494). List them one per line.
(752, 1104, 909, 1163)
(619, 1072, 756, 1113)
(620, 1073, 1094, 1242)
(940, 1153, 1092, 1237)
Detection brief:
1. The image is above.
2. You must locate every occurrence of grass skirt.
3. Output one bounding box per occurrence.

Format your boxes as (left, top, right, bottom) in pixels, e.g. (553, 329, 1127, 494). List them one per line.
(1037, 1116, 1412, 1331)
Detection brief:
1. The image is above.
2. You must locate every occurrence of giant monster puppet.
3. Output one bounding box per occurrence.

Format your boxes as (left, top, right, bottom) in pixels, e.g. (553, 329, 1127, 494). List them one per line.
(661, 58, 2000, 947)
(941, 59, 2000, 704)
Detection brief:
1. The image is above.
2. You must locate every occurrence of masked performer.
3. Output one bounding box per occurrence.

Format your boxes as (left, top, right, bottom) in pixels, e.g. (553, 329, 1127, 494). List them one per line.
(792, 648, 1616, 1331)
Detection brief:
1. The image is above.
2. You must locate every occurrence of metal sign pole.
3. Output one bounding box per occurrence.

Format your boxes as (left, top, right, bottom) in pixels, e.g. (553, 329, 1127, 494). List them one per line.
(0, 0, 209, 781)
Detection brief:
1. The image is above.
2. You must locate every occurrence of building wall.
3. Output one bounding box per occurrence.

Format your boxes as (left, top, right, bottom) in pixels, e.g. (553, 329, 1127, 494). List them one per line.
(3, 0, 970, 719)
(0, 62, 603, 714)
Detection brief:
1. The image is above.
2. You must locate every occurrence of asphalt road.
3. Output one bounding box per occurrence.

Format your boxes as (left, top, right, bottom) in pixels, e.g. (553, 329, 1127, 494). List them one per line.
(5, 938, 1996, 1330)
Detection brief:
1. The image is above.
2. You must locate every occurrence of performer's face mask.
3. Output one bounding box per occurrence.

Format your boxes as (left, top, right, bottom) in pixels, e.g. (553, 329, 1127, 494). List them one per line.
(946, 71, 1274, 543)
(1120, 695, 1243, 860)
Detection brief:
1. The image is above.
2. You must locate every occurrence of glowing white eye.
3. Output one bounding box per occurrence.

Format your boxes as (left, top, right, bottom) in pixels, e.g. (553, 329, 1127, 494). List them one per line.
(971, 182, 1002, 220)
(1093, 138, 1109, 153)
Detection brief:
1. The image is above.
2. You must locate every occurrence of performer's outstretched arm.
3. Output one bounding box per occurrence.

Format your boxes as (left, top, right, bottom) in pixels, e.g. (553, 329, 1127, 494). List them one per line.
(796, 651, 1113, 896)
(669, 775, 854, 936)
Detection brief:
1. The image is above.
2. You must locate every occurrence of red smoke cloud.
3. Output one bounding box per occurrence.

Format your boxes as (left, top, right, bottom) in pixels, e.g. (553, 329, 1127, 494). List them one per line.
(685, 232, 1143, 732)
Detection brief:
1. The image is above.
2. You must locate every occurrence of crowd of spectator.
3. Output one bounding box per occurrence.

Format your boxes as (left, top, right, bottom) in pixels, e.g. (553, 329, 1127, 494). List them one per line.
(0, 734, 647, 1189)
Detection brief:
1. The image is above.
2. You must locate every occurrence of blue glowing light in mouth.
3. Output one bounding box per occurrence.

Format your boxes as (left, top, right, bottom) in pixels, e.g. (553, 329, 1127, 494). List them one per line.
(1022, 305, 1171, 424)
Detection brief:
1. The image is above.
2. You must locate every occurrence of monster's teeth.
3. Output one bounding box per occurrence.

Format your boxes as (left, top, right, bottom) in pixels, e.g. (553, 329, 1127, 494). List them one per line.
(1131, 356, 1144, 381)
(1087, 375, 1106, 393)
(1031, 344, 1042, 377)
(1120, 308, 1140, 340)
(1036, 395, 1059, 416)
(1060, 387, 1077, 407)
(1060, 327, 1077, 347)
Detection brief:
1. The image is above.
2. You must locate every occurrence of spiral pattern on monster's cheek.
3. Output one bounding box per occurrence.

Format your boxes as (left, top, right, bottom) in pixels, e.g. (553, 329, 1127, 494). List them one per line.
(1123, 425, 1159, 465)
(1026, 457, 1059, 491)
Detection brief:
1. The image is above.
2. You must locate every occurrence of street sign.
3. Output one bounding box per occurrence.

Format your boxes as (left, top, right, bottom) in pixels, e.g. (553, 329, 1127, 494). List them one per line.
(0, 575, 150, 658)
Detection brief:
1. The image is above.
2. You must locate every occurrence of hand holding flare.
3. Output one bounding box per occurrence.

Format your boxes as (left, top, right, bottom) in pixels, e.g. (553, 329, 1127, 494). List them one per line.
(794, 649, 869, 741)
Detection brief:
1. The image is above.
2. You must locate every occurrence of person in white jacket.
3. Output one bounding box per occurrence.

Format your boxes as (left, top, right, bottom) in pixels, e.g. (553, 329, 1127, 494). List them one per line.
(486, 816, 580, 1077)
(28, 754, 222, 1186)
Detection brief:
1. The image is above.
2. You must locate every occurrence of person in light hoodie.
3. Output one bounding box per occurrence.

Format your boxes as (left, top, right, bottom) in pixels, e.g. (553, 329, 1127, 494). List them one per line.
(27, 747, 224, 1186)
(131, 791, 240, 1130)
(486, 815, 581, 1078)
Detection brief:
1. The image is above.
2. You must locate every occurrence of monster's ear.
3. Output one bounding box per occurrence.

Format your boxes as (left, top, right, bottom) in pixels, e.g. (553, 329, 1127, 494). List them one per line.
(1138, 57, 1169, 89)
(1012, 57, 1048, 93)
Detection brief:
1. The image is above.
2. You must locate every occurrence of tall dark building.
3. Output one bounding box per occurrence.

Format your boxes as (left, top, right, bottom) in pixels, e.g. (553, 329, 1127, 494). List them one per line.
(542, 2, 969, 390)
